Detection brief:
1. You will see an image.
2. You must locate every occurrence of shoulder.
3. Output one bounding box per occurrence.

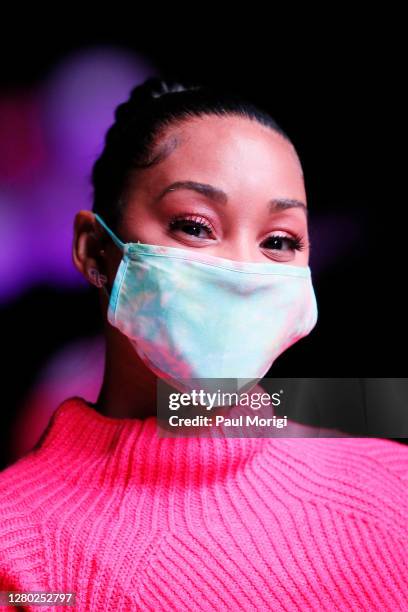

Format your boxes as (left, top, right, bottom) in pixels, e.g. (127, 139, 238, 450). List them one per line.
(348, 436, 408, 480)
(0, 397, 74, 525)
(262, 437, 408, 537)
(0, 453, 49, 590)
(317, 436, 408, 481)
(0, 451, 47, 537)
(279, 435, 408, 481)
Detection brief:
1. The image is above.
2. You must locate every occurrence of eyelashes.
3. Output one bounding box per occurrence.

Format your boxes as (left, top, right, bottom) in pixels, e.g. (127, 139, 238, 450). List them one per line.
(168, 214, 307, 253)
(260, 234, 307, 253)
(169, 214, 214, 238)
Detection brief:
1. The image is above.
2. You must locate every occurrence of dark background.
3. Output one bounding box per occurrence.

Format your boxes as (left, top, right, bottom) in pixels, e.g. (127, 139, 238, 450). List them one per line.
(0, 21, 405, 469)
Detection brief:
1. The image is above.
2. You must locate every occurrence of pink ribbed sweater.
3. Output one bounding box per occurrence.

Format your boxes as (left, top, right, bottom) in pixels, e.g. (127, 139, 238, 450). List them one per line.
(0, 396, 407, 611)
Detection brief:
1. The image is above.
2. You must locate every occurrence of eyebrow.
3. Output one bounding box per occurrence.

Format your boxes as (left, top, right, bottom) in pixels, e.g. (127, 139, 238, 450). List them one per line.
(155, 180, 308, 217)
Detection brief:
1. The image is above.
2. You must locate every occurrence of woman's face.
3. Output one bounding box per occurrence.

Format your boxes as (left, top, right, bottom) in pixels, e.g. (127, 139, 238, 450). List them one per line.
(114, 114, 309, 267)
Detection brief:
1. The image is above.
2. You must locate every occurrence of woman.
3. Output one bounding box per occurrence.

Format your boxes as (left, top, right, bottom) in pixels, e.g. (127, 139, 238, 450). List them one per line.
(0, 77, 407, 611)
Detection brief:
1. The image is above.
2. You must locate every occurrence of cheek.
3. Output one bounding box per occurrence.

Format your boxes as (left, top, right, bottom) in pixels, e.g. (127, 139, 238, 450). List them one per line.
(123, 208, 166, 244)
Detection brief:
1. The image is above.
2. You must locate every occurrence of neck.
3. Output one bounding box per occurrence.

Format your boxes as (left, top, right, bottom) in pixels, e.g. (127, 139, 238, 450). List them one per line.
(95, 323, 159, 419)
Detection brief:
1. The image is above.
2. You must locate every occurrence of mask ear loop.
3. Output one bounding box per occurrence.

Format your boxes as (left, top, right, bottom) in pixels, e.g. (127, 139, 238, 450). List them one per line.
(93, 213, 126, 251)
(92, 213, 127, 299)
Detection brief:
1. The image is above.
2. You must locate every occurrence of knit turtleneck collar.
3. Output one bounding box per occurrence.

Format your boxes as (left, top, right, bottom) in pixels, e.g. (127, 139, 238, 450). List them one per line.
(35, 396, 271, 489)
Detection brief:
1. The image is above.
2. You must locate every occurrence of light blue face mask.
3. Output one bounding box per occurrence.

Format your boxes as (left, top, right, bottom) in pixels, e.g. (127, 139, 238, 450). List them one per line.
(93, 213, 318, 394)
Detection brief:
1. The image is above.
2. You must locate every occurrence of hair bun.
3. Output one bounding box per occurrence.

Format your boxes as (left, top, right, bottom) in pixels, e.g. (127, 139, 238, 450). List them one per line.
(131, 77, 201, 101)
(114, 77, 200, 124)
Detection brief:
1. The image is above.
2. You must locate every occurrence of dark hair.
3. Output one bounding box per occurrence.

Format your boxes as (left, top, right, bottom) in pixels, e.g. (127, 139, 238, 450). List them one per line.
(90, 76, 293, 231)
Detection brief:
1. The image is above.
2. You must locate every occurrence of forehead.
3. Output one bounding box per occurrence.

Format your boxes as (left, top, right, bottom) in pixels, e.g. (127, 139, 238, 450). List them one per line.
(163, 115, 302, 174)
(132, 114, 306, 207)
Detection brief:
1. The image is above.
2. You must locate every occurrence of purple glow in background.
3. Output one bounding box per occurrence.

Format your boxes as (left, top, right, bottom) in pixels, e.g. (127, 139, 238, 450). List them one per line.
(0, 45, 158, 300)
(10, 335, 105, 461)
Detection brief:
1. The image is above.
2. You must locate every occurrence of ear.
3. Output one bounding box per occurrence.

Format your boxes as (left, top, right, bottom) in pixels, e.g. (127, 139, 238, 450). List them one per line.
(72, 210, 108, 284)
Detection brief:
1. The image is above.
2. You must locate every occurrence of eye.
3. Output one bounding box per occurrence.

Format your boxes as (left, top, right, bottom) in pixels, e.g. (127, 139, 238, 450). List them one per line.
(168, 214, 215, 239)
(260, 233, 306, 252)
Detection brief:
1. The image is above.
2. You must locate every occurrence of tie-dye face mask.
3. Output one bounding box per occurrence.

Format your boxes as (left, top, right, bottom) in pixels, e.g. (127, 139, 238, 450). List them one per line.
(94, 213, 318, 393)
